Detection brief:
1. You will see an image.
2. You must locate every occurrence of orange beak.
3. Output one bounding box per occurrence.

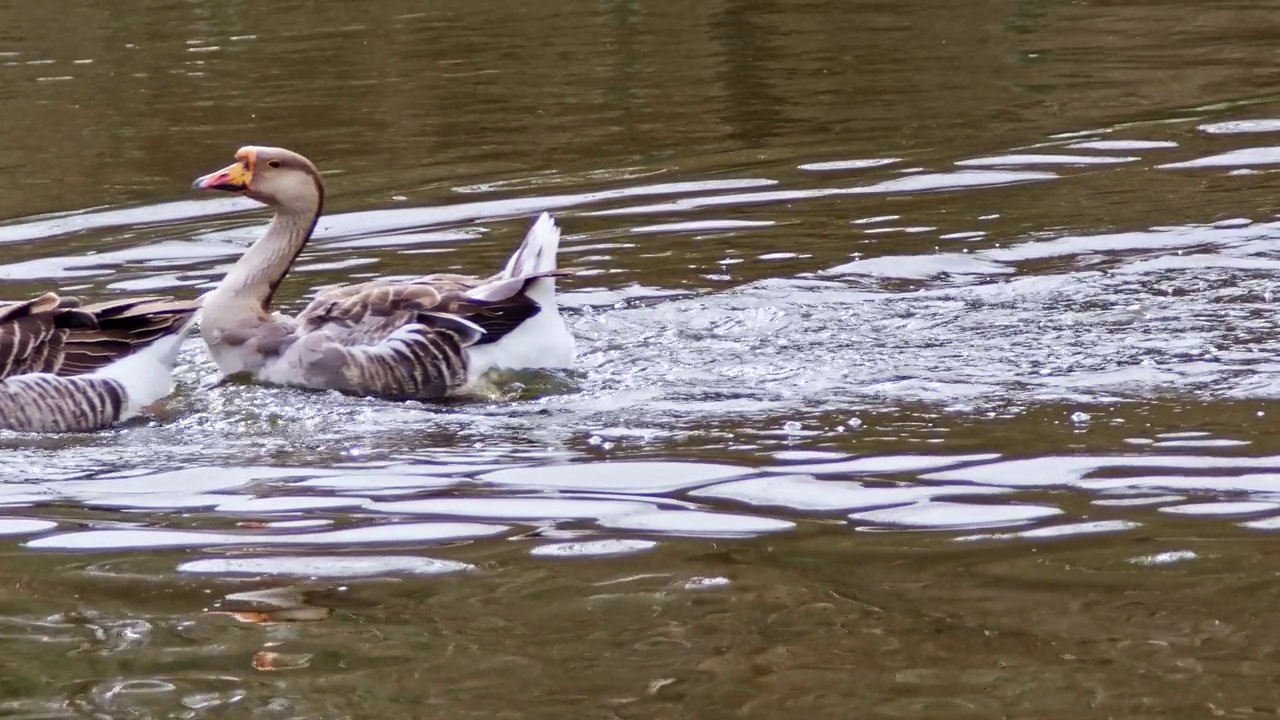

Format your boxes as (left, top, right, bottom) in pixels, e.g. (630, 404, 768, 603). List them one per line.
(192, 151, 255, 192)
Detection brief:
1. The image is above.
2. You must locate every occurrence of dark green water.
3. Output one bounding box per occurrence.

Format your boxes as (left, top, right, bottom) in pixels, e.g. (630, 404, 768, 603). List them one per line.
(3, 0, 1280, 716)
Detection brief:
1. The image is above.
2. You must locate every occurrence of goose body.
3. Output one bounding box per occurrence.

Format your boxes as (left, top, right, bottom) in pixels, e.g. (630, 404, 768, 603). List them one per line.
(0, 293, 200, 432)
(192, 146, 574, 400)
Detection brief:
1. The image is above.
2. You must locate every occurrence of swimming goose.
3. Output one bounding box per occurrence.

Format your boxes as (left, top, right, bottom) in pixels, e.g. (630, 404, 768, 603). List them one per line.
(0, 293, 199, 432)
(190, 145, 574, 400)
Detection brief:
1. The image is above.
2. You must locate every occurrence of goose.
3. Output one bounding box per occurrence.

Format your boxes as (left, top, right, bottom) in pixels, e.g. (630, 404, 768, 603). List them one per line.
(190, 145, 574, 400)
(0, 293, 199, 432)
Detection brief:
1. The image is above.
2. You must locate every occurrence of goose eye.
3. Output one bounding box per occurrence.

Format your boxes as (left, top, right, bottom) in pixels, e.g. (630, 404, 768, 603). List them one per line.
(267, 159, 281, 169)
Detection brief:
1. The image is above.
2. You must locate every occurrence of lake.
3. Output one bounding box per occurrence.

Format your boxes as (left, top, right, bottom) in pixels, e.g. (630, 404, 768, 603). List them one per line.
(2, 0, 1280, 716)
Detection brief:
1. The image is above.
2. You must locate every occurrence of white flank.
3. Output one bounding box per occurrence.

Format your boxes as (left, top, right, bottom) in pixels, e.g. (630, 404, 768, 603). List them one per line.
(465, 213, 575, 381)
(94, 316, 197, 419)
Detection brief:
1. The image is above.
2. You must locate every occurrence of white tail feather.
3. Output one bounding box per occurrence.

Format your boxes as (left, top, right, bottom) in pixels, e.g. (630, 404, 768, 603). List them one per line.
(465, 212, 574, 380)
(93, 317, 197, 418)
(501, 211, 560, 278)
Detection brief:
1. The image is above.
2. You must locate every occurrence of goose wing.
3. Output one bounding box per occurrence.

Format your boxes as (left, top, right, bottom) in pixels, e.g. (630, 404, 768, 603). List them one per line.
(279, 275, 529, 400)
(0, 293, 96, 379)
(0, 292, 201, 378)
(298, 272, 547, 345)
(0, 293, 200, 432)
(59, 296, 202, 375)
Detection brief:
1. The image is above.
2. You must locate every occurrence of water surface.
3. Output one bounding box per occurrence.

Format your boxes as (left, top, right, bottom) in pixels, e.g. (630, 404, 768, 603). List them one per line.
(4, 0, 1280, 716)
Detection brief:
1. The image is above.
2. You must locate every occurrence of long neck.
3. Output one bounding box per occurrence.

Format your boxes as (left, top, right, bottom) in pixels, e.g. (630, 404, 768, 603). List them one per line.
(216, 188, 323, 313)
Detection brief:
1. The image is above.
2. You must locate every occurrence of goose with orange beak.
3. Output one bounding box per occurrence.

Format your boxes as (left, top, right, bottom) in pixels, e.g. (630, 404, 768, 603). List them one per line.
(191, 145, 574, 400)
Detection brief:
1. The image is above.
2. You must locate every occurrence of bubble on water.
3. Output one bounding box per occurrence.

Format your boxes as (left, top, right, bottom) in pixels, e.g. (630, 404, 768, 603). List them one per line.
(782, 421, 803, 432)
(847, 417, 864, 428)
(1070, 411, 1091, 424)
(587, 435, 604, 446)
(683, 576, 730, 590)
(1128, 550, 1198, 566)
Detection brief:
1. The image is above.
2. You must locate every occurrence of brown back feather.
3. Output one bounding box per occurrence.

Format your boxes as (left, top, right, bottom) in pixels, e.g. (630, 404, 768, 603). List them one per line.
(296, 274, 543, 348)
(0, 293, 200, 378)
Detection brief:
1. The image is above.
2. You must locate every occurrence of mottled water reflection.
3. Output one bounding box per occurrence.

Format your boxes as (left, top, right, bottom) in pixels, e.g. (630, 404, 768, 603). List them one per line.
(4, 0, 1280, 715)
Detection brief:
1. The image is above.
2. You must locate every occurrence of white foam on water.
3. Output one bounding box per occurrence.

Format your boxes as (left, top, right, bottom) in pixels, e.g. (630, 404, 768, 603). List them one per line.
(683, 576, 731, 590)
(1129, 550, 1199, 566)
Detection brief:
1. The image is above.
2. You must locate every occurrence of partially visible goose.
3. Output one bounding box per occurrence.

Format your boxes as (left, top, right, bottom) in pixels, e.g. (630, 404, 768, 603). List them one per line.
(190, 145, 574, 400)
(0, 293, 199, 432)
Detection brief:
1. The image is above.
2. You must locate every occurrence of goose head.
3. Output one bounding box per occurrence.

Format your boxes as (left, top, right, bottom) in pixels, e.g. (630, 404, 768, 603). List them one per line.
(192, 146, 323, 209)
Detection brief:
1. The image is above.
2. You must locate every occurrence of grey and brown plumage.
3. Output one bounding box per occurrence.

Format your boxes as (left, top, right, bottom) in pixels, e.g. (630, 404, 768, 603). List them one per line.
(190, 145, 575, 400)
(0, 293, 200, 432)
